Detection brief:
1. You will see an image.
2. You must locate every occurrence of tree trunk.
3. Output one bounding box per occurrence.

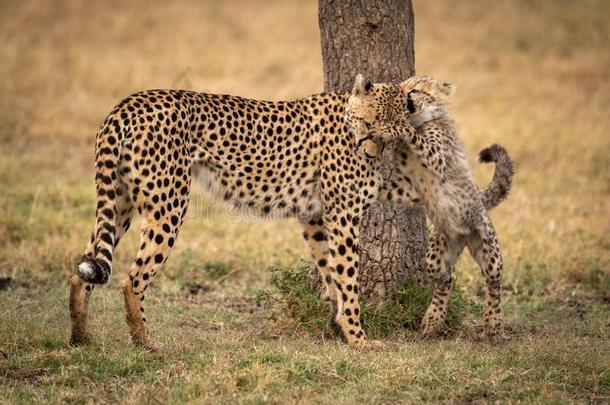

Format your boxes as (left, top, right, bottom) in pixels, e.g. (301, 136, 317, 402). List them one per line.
(318, 0, 427, 300)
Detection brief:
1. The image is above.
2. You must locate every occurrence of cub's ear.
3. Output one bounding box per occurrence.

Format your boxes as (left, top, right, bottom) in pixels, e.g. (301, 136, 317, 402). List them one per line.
(352, 73, 372, 96)
(439, 81, 456, 97)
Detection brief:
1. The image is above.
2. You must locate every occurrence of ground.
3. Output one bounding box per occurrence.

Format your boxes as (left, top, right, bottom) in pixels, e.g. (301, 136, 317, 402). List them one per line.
(0, 0, 609, 403)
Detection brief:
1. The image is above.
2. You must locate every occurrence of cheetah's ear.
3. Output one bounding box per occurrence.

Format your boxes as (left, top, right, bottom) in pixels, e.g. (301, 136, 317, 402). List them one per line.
(352, 73, 372, 96)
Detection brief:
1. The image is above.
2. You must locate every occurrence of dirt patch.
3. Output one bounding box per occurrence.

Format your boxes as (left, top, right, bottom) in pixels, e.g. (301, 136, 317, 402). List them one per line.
(3, 368, 49, 385)
(197, 295, 262, 315)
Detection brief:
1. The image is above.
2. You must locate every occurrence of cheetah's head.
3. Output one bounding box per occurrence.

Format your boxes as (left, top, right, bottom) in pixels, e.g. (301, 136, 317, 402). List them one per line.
(345, 73, 413, 158)
(400, 75, 456, 128)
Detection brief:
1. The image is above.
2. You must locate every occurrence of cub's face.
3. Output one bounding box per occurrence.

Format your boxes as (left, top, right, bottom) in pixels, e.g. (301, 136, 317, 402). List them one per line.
(399, 75, 456, 126)
(344, 74, 411, 155)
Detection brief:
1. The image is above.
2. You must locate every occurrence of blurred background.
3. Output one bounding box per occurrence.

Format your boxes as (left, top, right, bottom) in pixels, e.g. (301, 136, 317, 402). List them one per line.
(0, 1, 608, 401)
(1, 0, 607, 291)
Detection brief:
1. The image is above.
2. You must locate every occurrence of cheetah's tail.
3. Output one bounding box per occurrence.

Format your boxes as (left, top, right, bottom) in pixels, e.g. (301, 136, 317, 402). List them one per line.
(76, 113, 125, 284)
(478, 143, 514, 210)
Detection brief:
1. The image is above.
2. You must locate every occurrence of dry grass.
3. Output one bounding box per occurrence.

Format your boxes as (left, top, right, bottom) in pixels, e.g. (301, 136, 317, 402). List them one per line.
(0, 0, 609, 403)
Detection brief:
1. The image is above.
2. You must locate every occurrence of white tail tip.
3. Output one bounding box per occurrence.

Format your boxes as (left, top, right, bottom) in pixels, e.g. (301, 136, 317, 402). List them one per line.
(77, 261, 95, 279)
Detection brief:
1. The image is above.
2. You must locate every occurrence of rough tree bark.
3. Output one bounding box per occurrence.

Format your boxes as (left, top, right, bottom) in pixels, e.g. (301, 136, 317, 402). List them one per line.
(318, 0, 427, 300)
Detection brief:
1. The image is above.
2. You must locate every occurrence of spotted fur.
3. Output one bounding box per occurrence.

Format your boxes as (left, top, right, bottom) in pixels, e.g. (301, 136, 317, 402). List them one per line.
(346, 74, 514, 338)
(70, 82, 422, 349)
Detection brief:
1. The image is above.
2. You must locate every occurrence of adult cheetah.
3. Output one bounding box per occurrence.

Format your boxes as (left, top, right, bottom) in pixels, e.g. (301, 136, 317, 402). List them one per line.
(70, 77, 442, 349)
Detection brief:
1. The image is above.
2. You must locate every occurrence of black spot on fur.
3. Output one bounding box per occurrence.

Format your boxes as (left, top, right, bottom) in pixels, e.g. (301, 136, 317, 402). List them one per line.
(312, 231, 325, 241)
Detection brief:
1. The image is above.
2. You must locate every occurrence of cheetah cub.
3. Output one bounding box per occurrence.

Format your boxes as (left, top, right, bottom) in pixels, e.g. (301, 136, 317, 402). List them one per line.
(398, 75, 514, 338)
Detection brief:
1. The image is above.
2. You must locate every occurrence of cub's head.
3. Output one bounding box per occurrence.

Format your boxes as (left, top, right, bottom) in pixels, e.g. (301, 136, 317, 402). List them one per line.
(400, 75, 456, 127)
(345, 74, 411, 155)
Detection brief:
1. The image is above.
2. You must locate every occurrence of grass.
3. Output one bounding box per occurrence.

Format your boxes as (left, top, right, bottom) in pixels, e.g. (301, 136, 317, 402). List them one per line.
(1, 0, 609, 403)
(258, 264, 481, 338)
(1, 280, 608, 403)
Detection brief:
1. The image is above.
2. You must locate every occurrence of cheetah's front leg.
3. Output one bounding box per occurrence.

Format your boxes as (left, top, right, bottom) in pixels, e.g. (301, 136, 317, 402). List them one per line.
(322, 213, 369, 347)
(392, 121, 447, 179)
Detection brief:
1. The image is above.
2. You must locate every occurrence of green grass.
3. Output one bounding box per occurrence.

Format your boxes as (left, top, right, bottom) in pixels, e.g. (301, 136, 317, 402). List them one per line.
(1, 278, 608, 403)
(258, 264, 482, 338)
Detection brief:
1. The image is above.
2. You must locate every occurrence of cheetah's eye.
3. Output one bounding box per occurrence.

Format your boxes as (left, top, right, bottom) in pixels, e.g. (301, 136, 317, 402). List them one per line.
(365, 122, 371, 130)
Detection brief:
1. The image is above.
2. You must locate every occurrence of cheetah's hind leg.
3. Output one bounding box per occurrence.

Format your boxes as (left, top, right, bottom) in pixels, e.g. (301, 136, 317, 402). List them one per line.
(70, 183, 134, 345)
(121, 206, 186, 352)
(421, 232, 465, 337)
(467, 220, 505, 340)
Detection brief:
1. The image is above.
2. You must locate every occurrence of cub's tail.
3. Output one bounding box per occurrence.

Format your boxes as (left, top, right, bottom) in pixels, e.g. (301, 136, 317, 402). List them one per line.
(478, 143, 514, 210)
